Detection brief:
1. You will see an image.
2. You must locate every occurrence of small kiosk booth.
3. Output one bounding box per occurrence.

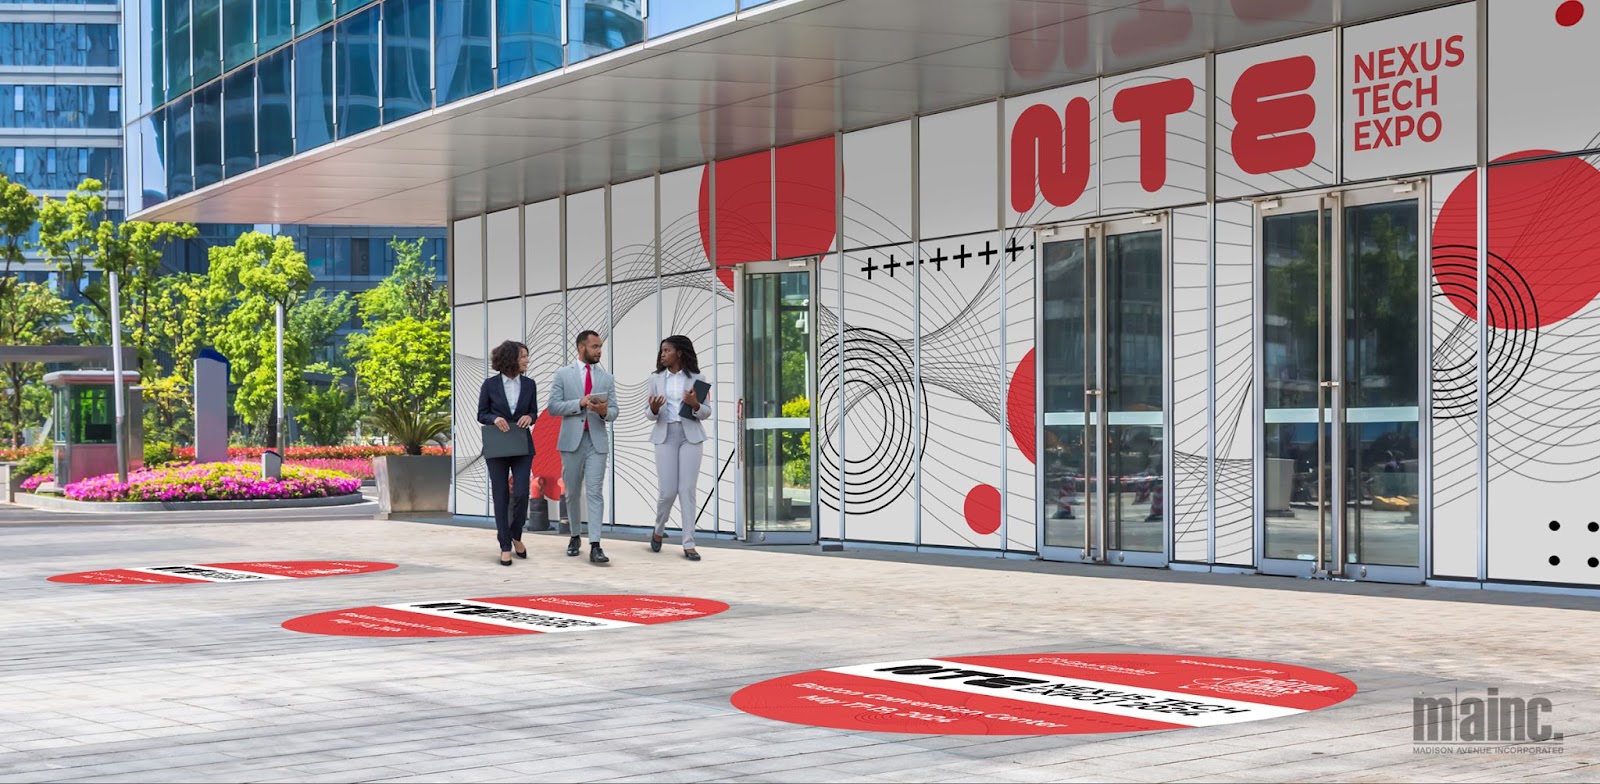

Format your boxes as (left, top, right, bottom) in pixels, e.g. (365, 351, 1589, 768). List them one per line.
(44, 370, 143, 486)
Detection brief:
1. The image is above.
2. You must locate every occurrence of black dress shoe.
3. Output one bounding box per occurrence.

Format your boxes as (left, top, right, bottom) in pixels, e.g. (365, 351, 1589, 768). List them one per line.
(500, 555, 514, 566)
(513, 543, 528, 559)
(589, 545, 609, 564)
(566, 536, 582, 557)
(650, 534, 663, 553)
(684, 549, 701, 561)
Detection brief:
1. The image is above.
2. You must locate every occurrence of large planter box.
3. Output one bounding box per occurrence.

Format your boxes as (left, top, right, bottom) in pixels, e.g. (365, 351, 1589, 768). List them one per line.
(372, 454, 452, 518)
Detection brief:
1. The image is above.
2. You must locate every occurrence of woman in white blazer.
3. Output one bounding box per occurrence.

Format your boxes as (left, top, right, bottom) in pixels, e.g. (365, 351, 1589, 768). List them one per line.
(646, 334, 712, 561)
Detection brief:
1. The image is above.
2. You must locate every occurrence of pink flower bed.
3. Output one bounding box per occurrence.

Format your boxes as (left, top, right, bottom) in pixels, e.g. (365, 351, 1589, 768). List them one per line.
(20, 473, 52, 492)
(237, 457, 373, 480)
(63, 462, 360, 503)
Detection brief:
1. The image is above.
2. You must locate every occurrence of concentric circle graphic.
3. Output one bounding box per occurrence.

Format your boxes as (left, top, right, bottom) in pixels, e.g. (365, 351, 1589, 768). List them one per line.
(732, 653, 1357, 736)
(815, 327, 927, 514)
(1430, 246, 1540, 419)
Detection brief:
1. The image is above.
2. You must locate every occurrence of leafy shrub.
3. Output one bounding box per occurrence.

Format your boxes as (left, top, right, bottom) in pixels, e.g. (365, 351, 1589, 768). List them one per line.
(16, 446, 53, 479)
(64, 462, 360, 503)
(173, 444, 449, 460)
(144, 442, 178, 467)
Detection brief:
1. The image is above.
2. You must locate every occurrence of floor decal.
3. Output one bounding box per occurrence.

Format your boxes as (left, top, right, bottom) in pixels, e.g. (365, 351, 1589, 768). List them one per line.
(282, 594, 729, 637)
(49, 561, 399, 585)
(731, 653, 1357, 735)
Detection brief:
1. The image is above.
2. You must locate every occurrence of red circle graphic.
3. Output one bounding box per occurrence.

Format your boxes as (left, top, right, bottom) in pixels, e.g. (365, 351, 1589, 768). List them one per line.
(963, 484, 1003, 535)
(1434, 152, 1600, 328)
(1558, 0, 1585, 26)
(731, 653, 1357, 736)
(531, 408, 564, 499)
(1007, 348, 1037, 464)
(282, 595, 730, 638)
(49, 561, 397, 585)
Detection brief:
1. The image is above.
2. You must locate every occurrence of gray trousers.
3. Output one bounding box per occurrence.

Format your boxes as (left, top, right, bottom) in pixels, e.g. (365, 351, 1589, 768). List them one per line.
(561, 430, 608, 543)
(653, 422, 704, 549)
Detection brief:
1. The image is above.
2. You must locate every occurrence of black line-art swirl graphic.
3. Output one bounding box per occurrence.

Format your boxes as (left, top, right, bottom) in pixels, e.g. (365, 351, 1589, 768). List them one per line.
(815, 326, 927, 514)
(1430, 244, 1541, 420)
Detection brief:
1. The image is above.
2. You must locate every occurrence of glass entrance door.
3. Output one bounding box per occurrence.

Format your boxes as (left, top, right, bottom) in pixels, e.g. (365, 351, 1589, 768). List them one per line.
(738, 259, 817, 544)
(1039, 216, 1168, 566)
(1259, 187, 1424, 582)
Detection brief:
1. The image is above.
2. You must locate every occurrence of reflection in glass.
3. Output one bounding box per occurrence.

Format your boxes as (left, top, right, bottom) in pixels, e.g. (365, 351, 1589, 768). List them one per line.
(298, 0, 333, 34)
(383, 0, 432, 122)
(258, 0, 293, 53)
(648, 0, 734, 36)
(336, 0, 376, 16)
(192, 82, 222, 189)
(1041, 238, 1088, 550)
(167, 95, 192, 197)
(140, 110, 167, 207)
(193, 0, 223, 86)
(1260, 201, 1419, 569)
(222, 0, 254, 70)
(496, 0, 562, 86)
(294, 29, 335, 152)
(140, 0, 163, 111)
(568, 0, 643, 64)
(257, 48, 293, 165)
(1343, 201, 1419, 568)
(166, 0, 192, 96)
(336, 7, 380, 138)
(744, 271, 812, 535)
(1262, 209, 1327, 562)
(223, 65, 255, 177)
(1103, 231, 1164, 553)
(435, 0, 493, 104)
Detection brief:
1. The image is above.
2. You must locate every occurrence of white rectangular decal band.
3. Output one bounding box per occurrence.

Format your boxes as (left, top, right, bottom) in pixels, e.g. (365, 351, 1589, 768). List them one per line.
(129, 565, 288, 582)
(824, 659, 1305, 728)
(380, 600, 641, 633)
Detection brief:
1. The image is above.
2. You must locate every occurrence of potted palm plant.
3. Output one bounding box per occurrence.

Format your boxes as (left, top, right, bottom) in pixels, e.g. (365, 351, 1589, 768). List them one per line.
(367, 398, 452, 518)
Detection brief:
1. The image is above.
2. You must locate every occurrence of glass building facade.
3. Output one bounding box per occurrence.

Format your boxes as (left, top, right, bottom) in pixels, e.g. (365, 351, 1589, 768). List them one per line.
(124, 0, 759, 213)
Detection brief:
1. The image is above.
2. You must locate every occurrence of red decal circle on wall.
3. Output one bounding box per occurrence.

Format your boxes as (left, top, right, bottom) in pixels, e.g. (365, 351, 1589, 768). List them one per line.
(1558, 1, 1585, 26)
(1007, 348, 1037, 464)
(49, 561, 397, 585)
(282, 595, 730, 638)
(1434, 152, 1600, 328)
(731, 653, 1356, 736)
(962, 484, 1003, 535)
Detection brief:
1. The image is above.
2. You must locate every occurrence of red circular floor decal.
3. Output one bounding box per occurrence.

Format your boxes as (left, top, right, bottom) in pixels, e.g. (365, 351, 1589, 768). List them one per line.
(731, 654, 1356, 735)
(49, 561, 397, 585)
(282, 595, 729, 638)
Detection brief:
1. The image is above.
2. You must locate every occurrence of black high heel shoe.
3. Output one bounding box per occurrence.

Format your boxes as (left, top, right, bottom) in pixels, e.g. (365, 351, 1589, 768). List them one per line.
(499, 554, 514, 567)
(513, 543, 528, 559)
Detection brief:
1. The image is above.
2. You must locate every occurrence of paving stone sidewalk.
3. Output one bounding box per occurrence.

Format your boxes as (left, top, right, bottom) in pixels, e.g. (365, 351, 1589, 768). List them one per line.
(0, 509, 1596, 783)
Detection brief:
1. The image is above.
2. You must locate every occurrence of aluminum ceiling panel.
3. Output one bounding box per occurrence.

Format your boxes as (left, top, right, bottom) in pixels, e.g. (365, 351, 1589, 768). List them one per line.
(132, 0, 1467, 227)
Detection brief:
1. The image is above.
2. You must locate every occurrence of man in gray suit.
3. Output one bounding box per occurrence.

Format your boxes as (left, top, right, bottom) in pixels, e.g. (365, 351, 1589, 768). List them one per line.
(549, 330, 619, 563)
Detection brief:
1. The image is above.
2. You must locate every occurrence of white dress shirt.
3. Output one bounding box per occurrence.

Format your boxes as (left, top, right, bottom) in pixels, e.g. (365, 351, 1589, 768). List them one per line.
(501, 373, 521, 414)
(660, 370, 690, 424)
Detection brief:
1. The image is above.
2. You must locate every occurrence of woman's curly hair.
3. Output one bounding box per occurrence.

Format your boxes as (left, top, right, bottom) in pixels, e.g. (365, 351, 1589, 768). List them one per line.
(490, 340, 527, 376)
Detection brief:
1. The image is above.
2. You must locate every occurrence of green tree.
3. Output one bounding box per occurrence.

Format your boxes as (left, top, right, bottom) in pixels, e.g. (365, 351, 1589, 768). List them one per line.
(0, 176, 52, 447)
(355, 317, 452, 419)
(0, 282, 70, 446)
(39, 180, 199, 375)
(346, 238, 447, 367)
(292, 289, 355, 366)
(296, 363, 361, 446)
(206, 231, 315, 447)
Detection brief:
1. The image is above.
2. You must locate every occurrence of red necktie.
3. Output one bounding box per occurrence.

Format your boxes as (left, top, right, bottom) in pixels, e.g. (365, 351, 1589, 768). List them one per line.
(584, 364, 592, 431)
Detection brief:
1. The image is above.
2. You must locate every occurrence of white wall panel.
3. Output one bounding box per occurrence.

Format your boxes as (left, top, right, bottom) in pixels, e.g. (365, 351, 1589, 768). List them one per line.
(566, 188, 608, 288)
(920, 103, 999, 240)
(661, 166, 711, 275)
(1214, 200, 1255, 565)
(524, 198, 561, 295)
(1216, 32, 1337, 200)
(1003, 226, 1037, 552)
(1429, 169, 1477, 579)
(612, 176, 656, 283)
(1171, 207, 1209, 563)
(843, 121, 912, 250)
(1006, 81, 1099, 227)
(452, 304, 488, 517)
(485, 207, 520, 298)
(1101, 58, 1207, 212)
(452, 216, 484, 305)
(1488, 0, 1600, 158)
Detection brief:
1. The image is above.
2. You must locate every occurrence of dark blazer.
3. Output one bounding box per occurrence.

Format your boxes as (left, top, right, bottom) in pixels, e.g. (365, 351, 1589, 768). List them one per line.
(477, 373, 538, 455)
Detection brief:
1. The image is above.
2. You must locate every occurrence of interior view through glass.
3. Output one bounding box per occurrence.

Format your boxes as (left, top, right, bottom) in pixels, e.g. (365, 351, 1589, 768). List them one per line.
(744, 269, 813, 535)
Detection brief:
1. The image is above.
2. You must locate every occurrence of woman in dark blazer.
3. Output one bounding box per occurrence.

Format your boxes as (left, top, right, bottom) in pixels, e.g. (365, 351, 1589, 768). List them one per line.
(477, 340, 538, 566)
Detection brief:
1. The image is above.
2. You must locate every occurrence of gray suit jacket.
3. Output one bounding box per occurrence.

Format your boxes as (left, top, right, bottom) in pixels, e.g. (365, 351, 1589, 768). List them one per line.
(549, 361, 619, 453)
(646, 370, 713, 445)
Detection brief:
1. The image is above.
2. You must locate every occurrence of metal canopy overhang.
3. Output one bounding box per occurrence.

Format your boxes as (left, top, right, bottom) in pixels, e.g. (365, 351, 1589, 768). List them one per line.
(130, 0, 1459, 227)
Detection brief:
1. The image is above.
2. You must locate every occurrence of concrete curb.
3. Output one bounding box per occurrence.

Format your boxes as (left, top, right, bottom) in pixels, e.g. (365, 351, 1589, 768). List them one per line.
(10, 492, 366, 513)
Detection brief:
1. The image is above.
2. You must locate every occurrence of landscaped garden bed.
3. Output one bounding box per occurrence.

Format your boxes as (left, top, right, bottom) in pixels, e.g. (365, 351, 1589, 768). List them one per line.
(57, 461, 360, 503)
